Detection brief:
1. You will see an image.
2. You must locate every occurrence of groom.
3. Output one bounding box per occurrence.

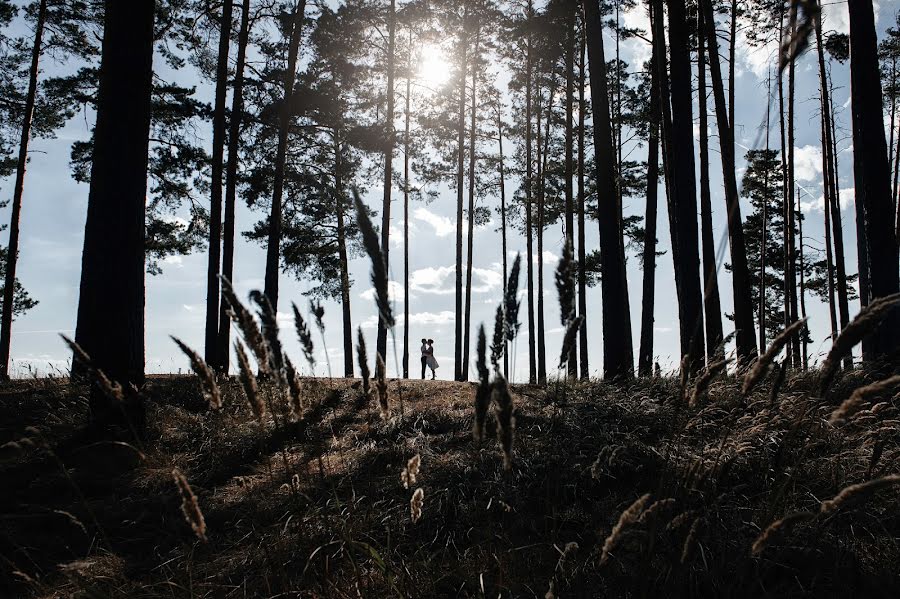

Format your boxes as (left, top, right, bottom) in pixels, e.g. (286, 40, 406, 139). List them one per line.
(420, 338, 428, 379)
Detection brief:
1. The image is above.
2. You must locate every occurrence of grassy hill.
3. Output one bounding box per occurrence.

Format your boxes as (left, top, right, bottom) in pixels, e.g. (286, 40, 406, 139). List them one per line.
(1, 371, 899, 597)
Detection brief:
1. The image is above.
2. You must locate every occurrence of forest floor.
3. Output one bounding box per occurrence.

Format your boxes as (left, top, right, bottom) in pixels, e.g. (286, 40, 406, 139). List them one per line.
(1, 370, 899, 598)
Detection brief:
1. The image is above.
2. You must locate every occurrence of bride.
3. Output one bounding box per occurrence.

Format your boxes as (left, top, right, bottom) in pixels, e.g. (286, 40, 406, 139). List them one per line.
(425, 339, 438, 380)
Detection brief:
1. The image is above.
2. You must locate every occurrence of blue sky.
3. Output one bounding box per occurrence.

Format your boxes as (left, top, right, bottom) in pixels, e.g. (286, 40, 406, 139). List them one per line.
(0, 0, 894, 380)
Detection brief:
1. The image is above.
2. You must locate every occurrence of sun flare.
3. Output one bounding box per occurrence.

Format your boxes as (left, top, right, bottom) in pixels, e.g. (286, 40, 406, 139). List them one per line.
(417, 43, 452, 88)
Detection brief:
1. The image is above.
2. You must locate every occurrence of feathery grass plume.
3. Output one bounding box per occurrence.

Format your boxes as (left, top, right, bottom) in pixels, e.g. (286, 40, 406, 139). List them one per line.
(353, 189, 394, 329)
(474, 327, 493, 442)
(219, 277, 269, 374)
(60, 334, 92, 370)
(743, 318, 808, 396)
(505, 253, 522, 342)
(234, 340, 263, 420)
(751, 511, 814, 556)
(249, 291, 285, 380)
(680, 517, 703, 564)
(375, 352, 388, 417)
(820, 474, 900, 514)
(638, 498, 676, 524)
(95, 369, 124, 402)
(820, 293, 900, 394)
(559, 315, 584, 369)
(768, 359, 788, 404)
(292, 302, 315, 370)
(555, 240, 576, 325)
(492, 374, 515, 469)
(401, 454, 421, 489)
(688, 358, 730, 407)
(284, 355, 304, 416)
(410, 487, 424, 523)
(171, 336, 222, 409)
(310, 300, 325, 335)
(599, 493, 650, 565)
(172, 468, 206, 542)
(357, 327, 370, 399)
(490, 305, 505, 370)
(778, 0, 820, 72)
(830, 375, 900, 425)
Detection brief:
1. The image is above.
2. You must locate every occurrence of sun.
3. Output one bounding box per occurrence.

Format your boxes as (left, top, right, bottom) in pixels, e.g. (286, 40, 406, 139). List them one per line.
(417, 43, 452, 88)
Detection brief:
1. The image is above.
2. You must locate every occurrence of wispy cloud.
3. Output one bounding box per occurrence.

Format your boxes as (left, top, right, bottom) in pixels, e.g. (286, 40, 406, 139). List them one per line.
(413, 207, 454, 237)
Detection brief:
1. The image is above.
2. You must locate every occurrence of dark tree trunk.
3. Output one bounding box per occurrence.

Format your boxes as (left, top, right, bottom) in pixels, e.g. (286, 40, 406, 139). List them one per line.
(403, 50, 411, 379)
(0, 0, 46, 381)
(786, 11, 800, 365)
(577, 20, 589, 379)
(204, 0, 233, 371)
(462, 25, 481, 381)
(263, 1, 305, 312)
(454, 6, 467, 381)
(335, 124, 353, 377)
(525, 0, 536, 383)
(697, 11, 724, 360)
(564, 2, 576, 377)
(74, 0, 155, 430)
(497, 94, 509, 379)
(700, 0, 757, 364)
(797, 187, 808, 370)
(760, 69, 771, 350)
(216, 0, 251, 375)
(728, 0, 736, 137)
(537, 79, 552, 385)
(665, 0, 705, 374)
(638, 49, 660, 378)
(849, 0, 900, 363)
(816, 21, 851, 366)
(376, 0, 396, 366)
(583, 0, 634, 379)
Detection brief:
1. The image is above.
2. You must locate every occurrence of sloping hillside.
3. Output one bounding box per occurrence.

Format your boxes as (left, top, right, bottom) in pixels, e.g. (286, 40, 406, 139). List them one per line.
(1, 372, 899, 597)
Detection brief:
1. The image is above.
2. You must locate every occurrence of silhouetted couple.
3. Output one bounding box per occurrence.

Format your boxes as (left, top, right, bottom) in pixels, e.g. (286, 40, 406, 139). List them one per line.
(420, 339, 438, 380)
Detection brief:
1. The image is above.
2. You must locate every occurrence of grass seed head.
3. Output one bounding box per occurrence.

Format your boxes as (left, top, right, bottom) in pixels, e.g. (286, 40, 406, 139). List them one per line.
(220, 278, 270, 374)
(172, 468, 206, 542)
(600, 493, 651, 565)
(751, 512, 815, 556)
(410, 487, 424, 523)
(375, 352, 388, 417)
(357, 327, 370, 398)
(820, 474, 900, 515)
(234, 340, 263, 420)
(743, 318, 807, 396)
(401, 454, 421, 488)
(171, 336, 221, 409)
(353, 189, 394, 329)
(491, 373, 515, 469)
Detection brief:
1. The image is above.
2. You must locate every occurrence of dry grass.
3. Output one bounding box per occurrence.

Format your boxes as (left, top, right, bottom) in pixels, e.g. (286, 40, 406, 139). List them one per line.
(1, 368, 899, 597)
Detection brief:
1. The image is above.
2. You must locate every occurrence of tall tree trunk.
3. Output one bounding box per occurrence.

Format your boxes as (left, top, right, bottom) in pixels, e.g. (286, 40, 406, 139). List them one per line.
(537, 81, 552, 384)
(776, 5, 790, 365)
(403, 46, 412, 379)
(665, 0, 705, 374)
(638, 49, 660, 378)
(816, 21, 851, 366)
(728, 0, 736, 136)
(497, 95, 509, 378)
(377, 0, 396, 366)
(824, 166, 838, 340)
(797, 186, 808, 370)
(334, 124, 353, 377)
(700, 0, 757, 364)
(583, 0, 634, 379)
(849, 0, 900, 363)
(760, 68, 771, 349)
(525, 0, 536, 383)
(698, 10, 724, 360)
(577, 20, 589, 379)
(263, 1, 305, 312)
(564, 1, 576, 377)
(462, 25, 481, 381)
(204, 0, 233, 370)
(0, 0, 46, 381)
(216, 0, 251, 375)
(786, 10, 800, 365)
(74, 0, 154, 429)
(454, 5, 468, 381)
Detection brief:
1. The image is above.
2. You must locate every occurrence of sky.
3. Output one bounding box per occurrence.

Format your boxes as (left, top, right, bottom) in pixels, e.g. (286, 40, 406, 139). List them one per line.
(0, 0, 896, 380)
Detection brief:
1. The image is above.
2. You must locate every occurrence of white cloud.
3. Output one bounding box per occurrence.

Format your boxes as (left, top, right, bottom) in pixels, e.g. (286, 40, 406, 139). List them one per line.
(164, 255, 184, 267)
(413, 207, 455, 237)
(409, 311, 455, 325)
(360, 280, 404, 303)
(410, 266, 455, 295)
(793, 145, 823, 183)
(799, 187, 855, 214)
(472, 267, 502, 293)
